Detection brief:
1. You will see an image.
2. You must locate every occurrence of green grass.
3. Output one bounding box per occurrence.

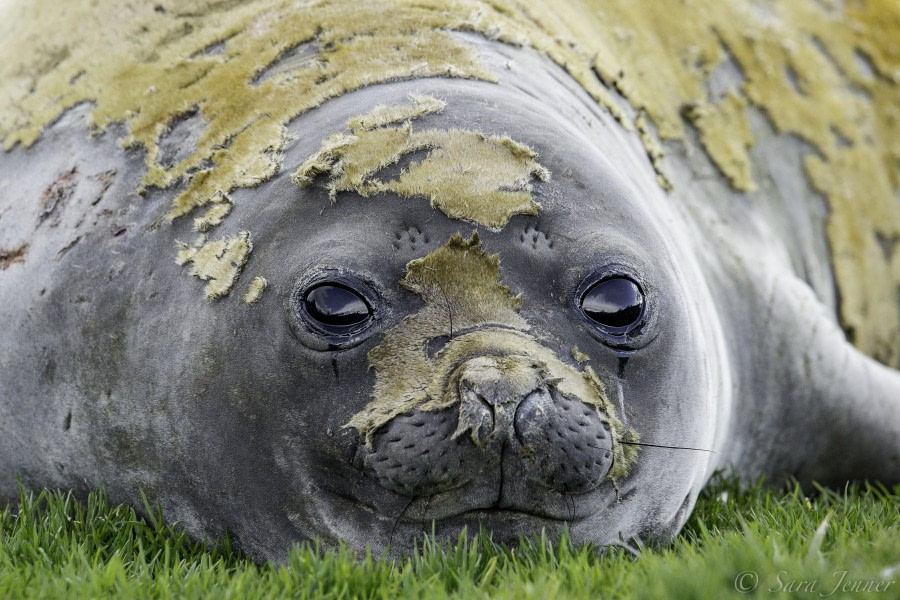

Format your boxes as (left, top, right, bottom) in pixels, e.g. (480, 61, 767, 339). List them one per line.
(1, 477, 897, 599)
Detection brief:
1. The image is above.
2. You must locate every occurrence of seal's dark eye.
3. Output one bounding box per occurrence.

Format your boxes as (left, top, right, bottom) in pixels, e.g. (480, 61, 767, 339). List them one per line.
(580, 277, 644, 333)
(302, 283, 372, 334)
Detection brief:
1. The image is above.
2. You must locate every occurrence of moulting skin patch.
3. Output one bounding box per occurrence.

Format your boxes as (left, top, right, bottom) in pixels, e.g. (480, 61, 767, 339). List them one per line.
(571, 346, 589, 363)
(633, 113, 672, 191)
(244, 276, 267, 304)
(0, 0, 501, 300)
(193, 192, 233, 232)
(0, 0, 502, 225)
(176, 231, 252, 300)
(346, 94, 447, 132)
(682, 91, 755, 192)
(293, 95, 550, 230)
(0, 0, 897, 361)
(514, 0, 900, 366)
(346, 232, 637, 479)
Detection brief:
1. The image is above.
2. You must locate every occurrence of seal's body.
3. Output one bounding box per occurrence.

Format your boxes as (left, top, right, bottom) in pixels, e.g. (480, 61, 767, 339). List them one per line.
(0, 1, 898, 560)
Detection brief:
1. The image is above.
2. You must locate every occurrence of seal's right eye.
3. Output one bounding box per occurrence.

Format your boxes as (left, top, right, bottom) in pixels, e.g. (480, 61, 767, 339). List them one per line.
(301, 283, 373, 335)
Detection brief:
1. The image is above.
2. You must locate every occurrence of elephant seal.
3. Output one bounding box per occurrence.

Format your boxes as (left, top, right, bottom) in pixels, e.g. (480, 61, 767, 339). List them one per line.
(0, 1, 898, 561)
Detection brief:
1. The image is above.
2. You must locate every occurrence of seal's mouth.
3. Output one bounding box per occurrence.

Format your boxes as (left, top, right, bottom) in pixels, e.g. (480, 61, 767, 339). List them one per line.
(387, 477, 607, 524)
(321, 478, 600, 527)
(398, 505, 592, 526)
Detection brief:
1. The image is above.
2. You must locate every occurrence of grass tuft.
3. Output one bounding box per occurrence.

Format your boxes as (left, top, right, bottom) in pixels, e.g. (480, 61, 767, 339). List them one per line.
(1, 475, 897, 598)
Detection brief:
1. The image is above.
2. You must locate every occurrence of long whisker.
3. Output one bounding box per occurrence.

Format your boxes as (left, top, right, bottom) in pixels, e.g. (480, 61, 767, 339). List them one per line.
(421, 494, 433, 533)
(390, 471, 430, 548)
(572, 464, 600, 493)
(389, 494, 417, 549)
(619, 441, 716, 453)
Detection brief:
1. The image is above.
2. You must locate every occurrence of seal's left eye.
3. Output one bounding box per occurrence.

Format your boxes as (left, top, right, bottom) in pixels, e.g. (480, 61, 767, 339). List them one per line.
(580, 277, 645, 334)
(302, 283, 372, 334)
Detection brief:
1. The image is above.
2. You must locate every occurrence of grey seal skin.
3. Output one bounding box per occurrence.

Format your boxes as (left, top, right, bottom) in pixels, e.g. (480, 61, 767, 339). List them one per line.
(1, 35, 898, 562)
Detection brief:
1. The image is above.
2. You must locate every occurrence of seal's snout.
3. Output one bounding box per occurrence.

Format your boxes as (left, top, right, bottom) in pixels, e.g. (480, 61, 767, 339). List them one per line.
(360, 352, 617, 517)
(454, 355, 549, 445)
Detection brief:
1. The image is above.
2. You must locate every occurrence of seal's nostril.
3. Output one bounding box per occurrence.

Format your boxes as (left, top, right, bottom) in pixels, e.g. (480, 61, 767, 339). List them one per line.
(476, 393, 495, 437)
(455, 357, 551, 444)
(513, 388, 551, 440)
(456, 385, 496, 442)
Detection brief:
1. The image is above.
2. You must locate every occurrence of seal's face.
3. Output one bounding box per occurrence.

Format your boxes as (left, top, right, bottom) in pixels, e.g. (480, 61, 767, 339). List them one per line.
(238, 79, 723, 553)
(304, 231, 634, 522)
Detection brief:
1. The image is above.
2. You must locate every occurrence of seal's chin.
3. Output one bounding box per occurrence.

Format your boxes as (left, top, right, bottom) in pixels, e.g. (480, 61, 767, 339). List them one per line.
(317, 482, 588, 549)
(388, 477, 610, 524)
(402, 508, 582, 546)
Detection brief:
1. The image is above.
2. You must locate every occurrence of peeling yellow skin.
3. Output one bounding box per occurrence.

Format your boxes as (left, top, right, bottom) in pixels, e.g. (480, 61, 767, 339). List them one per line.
(0, 0, 501, 223)
(683, 91, 755, 192)
(0, 0, 897, 359)
(347, 94, 446, 132)
(571, 346, 589, 363)
(176, 232, 252, 299)
(244, 276, 267, 304)
(516, 0, 900, 366)
(193, 192, 233, 232)
(633, 112, 673, 192)
(346, 232, 637, 479)
(294, 95, 549, 230)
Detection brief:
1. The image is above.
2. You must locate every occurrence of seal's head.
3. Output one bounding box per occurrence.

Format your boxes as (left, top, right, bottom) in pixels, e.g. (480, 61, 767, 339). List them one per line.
(13, 36, 726, 561)
(220, 62, 727, 555)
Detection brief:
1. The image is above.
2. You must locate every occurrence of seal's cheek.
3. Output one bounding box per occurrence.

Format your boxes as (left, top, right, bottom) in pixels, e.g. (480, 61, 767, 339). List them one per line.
(510, 388, 614, 491)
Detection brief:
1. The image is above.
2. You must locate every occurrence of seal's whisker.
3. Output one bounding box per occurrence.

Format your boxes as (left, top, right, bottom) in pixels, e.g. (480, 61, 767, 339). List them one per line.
(571, 465, 598, 494)
(619, 441, 715, 453)
(389, 494, 417, 549)
(565, 491, 576, 522)
(390, 470, 431, 548)
(421, 494, 434, 533)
